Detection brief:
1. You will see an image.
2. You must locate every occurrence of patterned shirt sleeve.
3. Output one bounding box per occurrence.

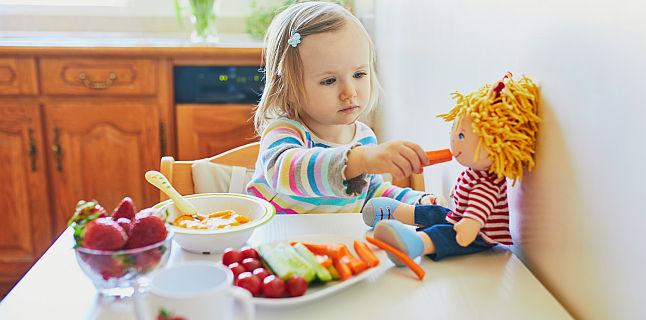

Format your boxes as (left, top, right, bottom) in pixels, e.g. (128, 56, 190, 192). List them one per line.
(257, 118, 356, 198)
(366, 173, 424, 205)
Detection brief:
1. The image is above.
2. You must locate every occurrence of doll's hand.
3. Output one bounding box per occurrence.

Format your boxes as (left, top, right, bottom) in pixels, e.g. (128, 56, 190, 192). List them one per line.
(419, 194, 448, 206)
(347, 141, 429, 180)
(453, 218, 481, 247)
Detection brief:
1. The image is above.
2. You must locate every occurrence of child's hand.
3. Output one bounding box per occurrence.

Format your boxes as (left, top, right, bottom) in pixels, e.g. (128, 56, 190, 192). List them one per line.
(346, 141, 429, 180)
(453, 218, 481, 247)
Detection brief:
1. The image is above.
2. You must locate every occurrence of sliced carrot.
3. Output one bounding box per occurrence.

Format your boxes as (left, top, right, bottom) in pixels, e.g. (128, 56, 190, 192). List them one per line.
(315, 254, 333, 268)
(365, 236, 425, 280)
(325, 244, 344, 260)
(294, 242, 341, 258)
(332, 258, 352, 281)
(353, 240, 380, 267)
(338, 244, 367, 274)
(425, 149, 453, 166)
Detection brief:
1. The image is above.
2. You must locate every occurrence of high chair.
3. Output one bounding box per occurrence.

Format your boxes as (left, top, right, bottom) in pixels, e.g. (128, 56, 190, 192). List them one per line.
(157, 142, 425, 202)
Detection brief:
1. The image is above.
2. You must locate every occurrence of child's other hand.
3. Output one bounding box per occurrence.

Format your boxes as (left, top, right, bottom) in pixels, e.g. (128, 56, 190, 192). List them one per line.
(356, 141, 429, 180)
(453, 218, 481, 247)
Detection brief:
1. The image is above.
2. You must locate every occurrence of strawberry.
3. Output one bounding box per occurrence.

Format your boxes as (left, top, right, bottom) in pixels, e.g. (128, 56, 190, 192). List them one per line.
(82, 254, 130, 280)
(125, 214, 167, 249)
(115, 217, 133, 236)
(112, 196, 137, 221)
(134, 207, 158, 220)
(81, 218, 128, 250)
(157, 308, 186, 320)
(135, 248, 163, 272)
(68, 200, 107, 227)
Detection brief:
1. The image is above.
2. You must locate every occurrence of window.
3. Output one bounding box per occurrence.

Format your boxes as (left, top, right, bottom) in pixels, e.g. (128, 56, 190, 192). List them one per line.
(0, 0, 127, 5)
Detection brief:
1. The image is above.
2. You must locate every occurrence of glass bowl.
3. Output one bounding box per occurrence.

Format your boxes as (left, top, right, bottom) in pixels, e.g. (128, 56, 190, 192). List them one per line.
(74, 231, 173, 298)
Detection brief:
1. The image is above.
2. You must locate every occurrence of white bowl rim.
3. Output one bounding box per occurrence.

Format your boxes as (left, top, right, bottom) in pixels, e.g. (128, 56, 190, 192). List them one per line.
(152, 193, 275, 235)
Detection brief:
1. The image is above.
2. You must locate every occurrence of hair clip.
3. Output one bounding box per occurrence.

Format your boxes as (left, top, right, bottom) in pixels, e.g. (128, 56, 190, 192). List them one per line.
(287, 29, 301, 48)
(492, 72, 512, 98)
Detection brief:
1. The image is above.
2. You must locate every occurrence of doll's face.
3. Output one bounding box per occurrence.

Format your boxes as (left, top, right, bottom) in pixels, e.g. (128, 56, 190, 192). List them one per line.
(450, 114, 492, 170)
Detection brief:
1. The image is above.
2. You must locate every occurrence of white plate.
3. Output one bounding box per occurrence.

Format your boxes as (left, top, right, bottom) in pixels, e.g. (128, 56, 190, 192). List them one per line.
(252, 234, 392, 308)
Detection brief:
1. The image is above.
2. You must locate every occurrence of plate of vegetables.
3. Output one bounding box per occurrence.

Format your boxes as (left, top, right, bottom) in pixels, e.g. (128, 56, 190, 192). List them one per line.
(220, 234, 391, 307)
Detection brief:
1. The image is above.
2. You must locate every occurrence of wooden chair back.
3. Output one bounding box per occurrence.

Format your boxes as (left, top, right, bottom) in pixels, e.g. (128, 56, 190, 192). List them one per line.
(159, 142, 260, 201)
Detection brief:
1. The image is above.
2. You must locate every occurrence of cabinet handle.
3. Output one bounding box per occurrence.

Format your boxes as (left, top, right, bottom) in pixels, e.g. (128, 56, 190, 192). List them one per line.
(159, 121, 167, 156)
(52, 127, 63, 172)
(28, 128, 37, 172)
(79, 72, 117, 89)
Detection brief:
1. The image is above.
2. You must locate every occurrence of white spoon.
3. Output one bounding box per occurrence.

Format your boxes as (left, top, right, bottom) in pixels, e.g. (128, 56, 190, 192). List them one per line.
(145, 170, 197, 215)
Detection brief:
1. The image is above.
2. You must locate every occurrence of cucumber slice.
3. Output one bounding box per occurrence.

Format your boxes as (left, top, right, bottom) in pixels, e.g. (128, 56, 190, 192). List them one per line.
(327, 265, 340, 280)
(258, 242, 316, 282)
(292, 243, 333, 282)
(257, 244, 294, 280)
(275, 242, 316, 282)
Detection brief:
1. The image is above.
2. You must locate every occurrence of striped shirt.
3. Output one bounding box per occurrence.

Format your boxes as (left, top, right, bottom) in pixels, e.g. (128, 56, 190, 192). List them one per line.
(246, 118, 424, 214)
(446, 168, 512, 245)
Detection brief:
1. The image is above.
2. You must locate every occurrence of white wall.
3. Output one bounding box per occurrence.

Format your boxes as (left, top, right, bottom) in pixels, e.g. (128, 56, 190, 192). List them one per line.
(373, 1, 646, 319)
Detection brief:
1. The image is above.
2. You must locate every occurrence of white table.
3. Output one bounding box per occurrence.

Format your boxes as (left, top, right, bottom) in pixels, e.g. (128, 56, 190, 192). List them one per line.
(0, 214, 572, 320)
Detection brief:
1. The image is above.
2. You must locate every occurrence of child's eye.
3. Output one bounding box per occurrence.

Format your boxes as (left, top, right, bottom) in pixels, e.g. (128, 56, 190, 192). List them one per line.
(320, 78, 336, 85)
(353, 72, 367, 79)
(458, 133, 465, 140)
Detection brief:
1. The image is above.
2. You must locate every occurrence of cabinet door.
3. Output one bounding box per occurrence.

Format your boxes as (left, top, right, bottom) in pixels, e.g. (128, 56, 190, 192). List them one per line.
(176, 104, 257, 160)
(44, 101, 160, 234)
(0, 102, 52, 296)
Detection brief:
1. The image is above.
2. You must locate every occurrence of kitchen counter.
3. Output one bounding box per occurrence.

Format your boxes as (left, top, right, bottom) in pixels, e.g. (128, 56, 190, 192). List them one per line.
(0, 31, 263, 56)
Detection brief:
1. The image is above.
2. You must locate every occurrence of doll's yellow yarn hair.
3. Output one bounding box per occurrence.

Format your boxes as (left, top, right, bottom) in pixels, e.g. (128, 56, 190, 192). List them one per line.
(438, 73, 540, 182)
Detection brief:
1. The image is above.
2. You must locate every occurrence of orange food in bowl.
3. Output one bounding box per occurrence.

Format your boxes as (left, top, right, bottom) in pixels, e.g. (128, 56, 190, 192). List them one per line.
(172, 210, 251, 230)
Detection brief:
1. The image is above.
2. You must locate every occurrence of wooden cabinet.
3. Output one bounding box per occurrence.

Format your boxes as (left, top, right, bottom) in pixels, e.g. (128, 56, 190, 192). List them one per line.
(0, 46, 262, 298)
(176, 104, 257, 160)
(0, 101, 52, 297)
(0, 58, 38, 95)
(43, 101, 160, 234)
(39, 58, 157, 96)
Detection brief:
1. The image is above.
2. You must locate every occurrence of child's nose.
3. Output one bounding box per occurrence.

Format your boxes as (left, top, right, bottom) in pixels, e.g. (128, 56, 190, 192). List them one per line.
(339, 82, 357, 101)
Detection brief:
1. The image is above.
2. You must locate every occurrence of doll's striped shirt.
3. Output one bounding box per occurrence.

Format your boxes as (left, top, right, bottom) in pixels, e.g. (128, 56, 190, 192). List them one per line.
(246, 118, 424, 214)
(446, 168, 513, 245)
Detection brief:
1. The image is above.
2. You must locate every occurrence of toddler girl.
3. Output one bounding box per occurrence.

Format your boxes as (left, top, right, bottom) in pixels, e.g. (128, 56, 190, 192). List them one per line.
(246, 2, 434, 214)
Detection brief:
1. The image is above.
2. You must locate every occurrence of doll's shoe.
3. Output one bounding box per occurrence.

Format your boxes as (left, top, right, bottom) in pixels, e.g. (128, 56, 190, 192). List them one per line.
(373, 220, 424, 267)
(361, 197, 402, 227)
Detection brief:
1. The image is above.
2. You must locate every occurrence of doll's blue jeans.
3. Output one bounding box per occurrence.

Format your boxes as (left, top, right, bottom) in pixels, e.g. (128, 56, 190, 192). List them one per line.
(415, 205, 495, 261)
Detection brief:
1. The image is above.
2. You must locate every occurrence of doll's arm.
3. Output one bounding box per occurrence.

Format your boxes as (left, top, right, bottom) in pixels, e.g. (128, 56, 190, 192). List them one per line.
(453, 218, 482, 247)
(418, 194, 449, 206)
(454, 183, 497, 246)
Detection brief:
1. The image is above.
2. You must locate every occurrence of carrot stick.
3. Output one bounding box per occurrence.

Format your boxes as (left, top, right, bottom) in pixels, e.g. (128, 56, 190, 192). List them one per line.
(332, 258, 352, 281)
(325, 244, 344, 260)
(365, 236, 425, 280)
(293, 242, 329, 256)
(338, 244, 367, 274)
(425, 149, 452, 166)
(315, 254, 333, 268)
(353, 240, 380, 267)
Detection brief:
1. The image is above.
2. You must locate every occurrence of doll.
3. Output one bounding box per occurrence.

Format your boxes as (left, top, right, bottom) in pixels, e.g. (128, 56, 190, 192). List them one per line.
(361, 73, 540, 262)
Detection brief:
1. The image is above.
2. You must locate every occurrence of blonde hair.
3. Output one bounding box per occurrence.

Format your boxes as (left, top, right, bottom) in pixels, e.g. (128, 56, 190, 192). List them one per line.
(439, 73, 541, 182)
(254, 1, 381, 134)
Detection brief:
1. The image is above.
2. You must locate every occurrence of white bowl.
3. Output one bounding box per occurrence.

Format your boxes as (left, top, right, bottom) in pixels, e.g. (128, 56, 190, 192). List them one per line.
(153, 193, 275, 254)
